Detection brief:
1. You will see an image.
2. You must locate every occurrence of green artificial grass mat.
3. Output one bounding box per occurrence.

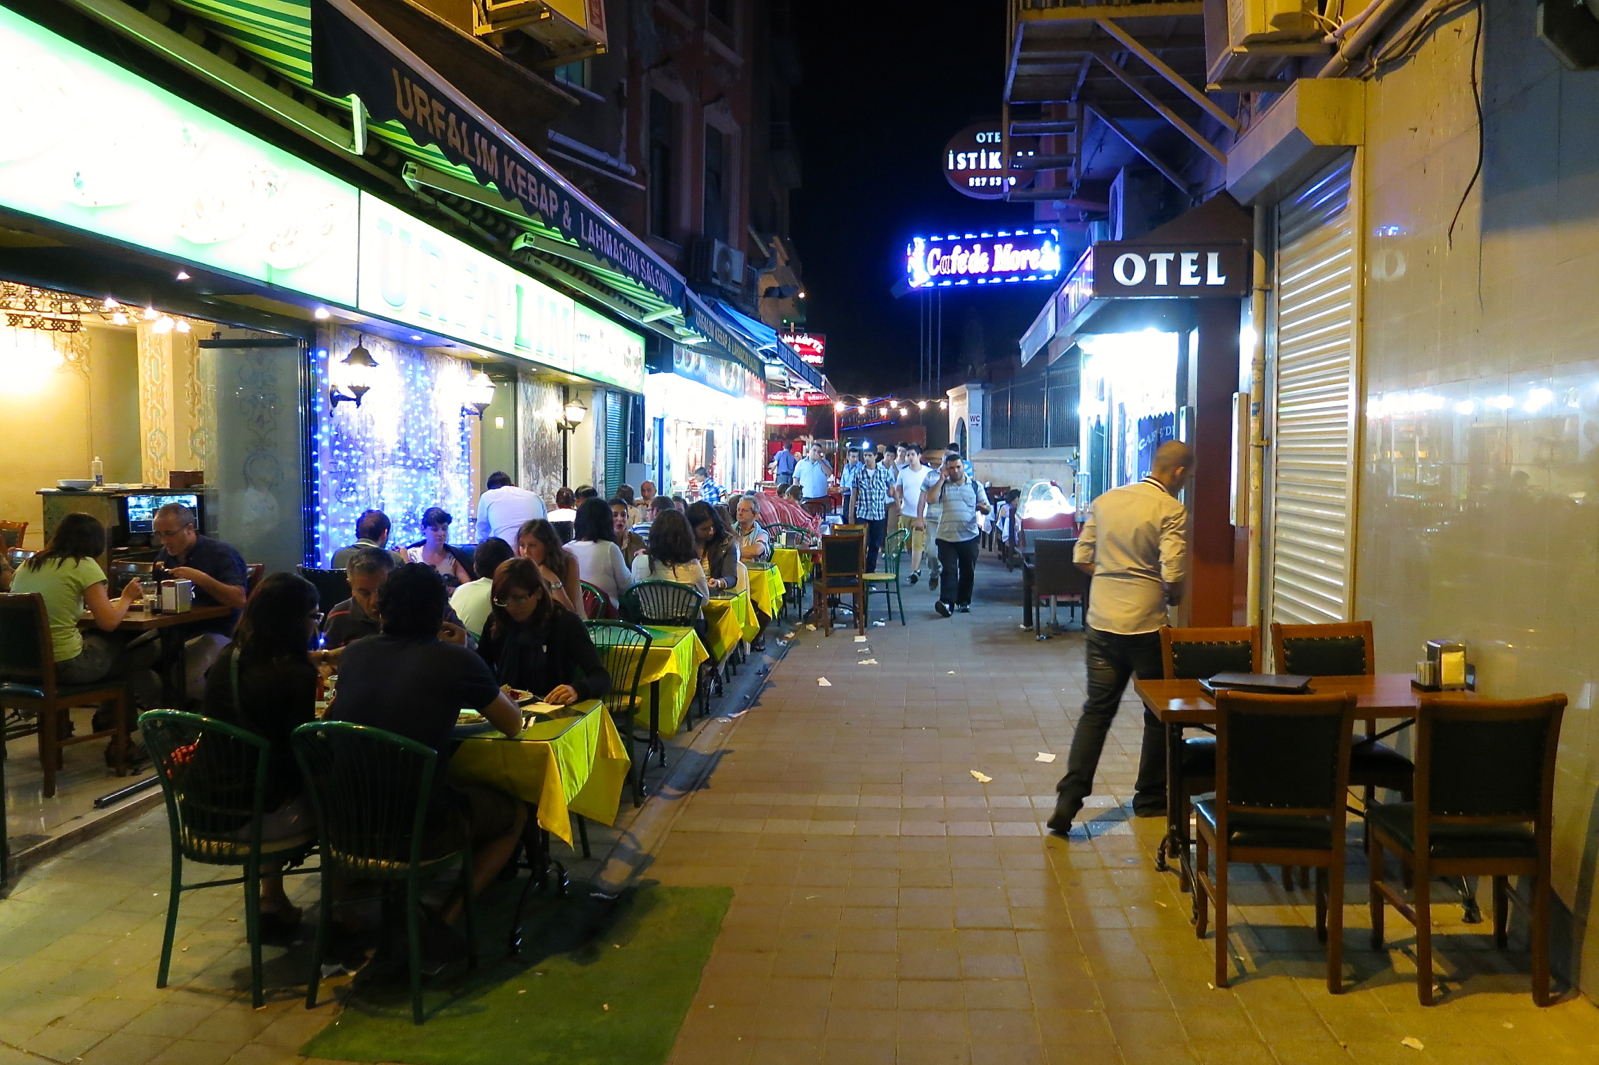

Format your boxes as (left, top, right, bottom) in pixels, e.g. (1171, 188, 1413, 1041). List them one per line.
(302, 883, 732, 1065)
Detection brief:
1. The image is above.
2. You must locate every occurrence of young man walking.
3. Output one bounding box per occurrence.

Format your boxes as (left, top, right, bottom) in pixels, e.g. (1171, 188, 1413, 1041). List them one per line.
(793, 443, 835, 517)
(839, 446, 864, 522)
(850, 449, 895, 572)
(1048, 441, 1191, 835)
(894, 444, 936, 584)
(924, 451, 989, 616)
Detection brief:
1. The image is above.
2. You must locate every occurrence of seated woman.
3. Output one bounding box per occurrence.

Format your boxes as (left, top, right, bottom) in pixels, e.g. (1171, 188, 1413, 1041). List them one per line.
(405, 507, 474, 591)
(610, 497, 647, 567)
(566, 498, 634, 607)
(686, 501, 738, 593)
(629, 509, 710, 606)
(515, 519, 581, 613)
(11, 514, 159, 733)
(201, 571, 333, 935)
(477, 559, 610, 704)
(546, 487, 578, 525)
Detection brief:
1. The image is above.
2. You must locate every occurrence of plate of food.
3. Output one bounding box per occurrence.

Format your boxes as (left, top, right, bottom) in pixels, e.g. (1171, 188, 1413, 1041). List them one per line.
(501, 686, 537, 706)
(456, 709, 487, 727)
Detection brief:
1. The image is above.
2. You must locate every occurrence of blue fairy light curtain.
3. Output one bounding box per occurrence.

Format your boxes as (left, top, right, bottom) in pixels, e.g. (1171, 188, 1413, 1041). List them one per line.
(312, 327, 476, 565)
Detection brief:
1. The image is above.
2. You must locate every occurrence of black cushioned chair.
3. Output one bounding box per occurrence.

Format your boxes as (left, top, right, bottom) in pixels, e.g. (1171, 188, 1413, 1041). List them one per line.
(1032, 538, 1089, 632)
(1159, 626, 1260, 888)
(1194, 689, 1356, 992)
(1368, 693, 1566, 1006)
(296, 566, 352, 615)
(816, 527, 866, 637)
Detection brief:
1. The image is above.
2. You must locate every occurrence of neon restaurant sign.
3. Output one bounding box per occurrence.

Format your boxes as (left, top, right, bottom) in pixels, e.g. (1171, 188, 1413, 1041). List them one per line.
(906, 229, 1062, 289)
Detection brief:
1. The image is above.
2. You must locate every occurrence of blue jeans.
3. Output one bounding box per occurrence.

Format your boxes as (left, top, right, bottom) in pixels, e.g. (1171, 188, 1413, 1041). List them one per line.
(1054, 627, 1168, 819)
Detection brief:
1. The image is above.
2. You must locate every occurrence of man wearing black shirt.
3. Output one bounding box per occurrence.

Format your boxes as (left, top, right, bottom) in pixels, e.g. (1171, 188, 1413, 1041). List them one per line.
(330, 563, 524, 929)
(151, 503, 248, 702)
(322, 548, 470, 650)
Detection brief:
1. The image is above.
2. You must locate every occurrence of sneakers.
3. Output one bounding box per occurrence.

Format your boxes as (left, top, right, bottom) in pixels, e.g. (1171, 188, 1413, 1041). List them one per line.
(934, 600, 951, 618)
(908, 571, 920, 585)
(928, 573, 939, 591)
(1046, 812, 1074, 836)
(955, 604, 970, 613)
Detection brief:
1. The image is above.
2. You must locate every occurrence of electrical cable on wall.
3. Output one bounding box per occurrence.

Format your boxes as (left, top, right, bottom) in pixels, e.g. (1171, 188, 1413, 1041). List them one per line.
(1446, 1, 1485, 255)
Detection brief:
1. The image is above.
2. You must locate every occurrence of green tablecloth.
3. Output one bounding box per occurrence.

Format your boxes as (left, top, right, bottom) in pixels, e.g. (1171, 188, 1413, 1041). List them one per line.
(747, 563, 785, 619)
(449, 701, 631, 846)
(702, 593, 748, 661)
(636, 626, 709, 739)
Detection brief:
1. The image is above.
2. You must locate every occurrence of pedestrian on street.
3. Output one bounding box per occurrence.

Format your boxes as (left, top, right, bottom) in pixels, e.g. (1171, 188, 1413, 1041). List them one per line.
(924, 451, 988, 617)
(839, 446, 864, 522)
(893, 444, 936, 584)
(794, 443, 835, 517)
(850, 449, 895, 572)
(772, 444, 798, 490)
(1048, 440, 1191, 836)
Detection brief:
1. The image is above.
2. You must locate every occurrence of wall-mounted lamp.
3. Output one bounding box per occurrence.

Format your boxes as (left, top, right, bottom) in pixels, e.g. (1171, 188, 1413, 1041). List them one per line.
(557, 396, 588, 432)
(331, 336, 378, 408)
(462, 370, 496, 418)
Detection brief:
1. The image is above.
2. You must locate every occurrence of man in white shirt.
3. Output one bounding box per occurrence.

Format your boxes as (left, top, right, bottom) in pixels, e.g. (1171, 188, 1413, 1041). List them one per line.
(476, 472, 546, 545)
(1049, 440, 1191, 836)
(894, 444, 936, 583)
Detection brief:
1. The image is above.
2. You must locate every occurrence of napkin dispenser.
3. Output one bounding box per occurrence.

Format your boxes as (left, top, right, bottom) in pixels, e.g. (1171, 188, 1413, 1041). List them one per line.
(1426, 639, 1468, 690)
(159, 579, 194, 613)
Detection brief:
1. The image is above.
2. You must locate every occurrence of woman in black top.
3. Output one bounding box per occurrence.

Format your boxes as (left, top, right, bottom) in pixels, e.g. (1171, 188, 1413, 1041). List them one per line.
(686, 501, 738, 591)
(477, 559, 610, 705)
(201, 571, 330, 932)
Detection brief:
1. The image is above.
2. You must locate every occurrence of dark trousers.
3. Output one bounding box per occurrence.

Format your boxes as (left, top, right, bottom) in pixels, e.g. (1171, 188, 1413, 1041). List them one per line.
(935, 536, 979, 606)
(1054, 627, 1168, 820)
(863, 517, 886, 572)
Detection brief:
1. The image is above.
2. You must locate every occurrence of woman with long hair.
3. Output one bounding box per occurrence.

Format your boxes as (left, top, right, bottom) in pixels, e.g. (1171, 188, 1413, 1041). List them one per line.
(405, 507, 474, 590)
(515, 518, 581, 612)
(478, 559, 609, 704)
(12, 513, 148, 690)
(201, 570, 328, 934)
(567, 497, 634, 604)
(629, 508, 709, 604)
(685, 501, 738, 592)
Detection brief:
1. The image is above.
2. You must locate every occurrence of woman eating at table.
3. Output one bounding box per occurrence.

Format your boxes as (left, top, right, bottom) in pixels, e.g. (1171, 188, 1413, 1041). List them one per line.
(10, 513, 158, 715)
(516, 519, 581, 612)
(686, 501, 738, 592)
(630, 508, 710, 605)
(567, 498, 634, 608)
(405, 507, 474, 591)
(477, 558, 610, 705)
(200, 570, 330, 937)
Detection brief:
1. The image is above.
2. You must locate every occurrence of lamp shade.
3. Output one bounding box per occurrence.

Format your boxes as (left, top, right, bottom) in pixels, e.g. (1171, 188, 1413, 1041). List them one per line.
(563, 398, 588, 426)
(340, 342, 378, 396)
(464, 369, 496, 414)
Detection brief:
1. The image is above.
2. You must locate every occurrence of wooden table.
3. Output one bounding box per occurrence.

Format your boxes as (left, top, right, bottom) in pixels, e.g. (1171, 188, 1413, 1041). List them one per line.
(81, 605, 233, 707)
(1135, 674, 1424, 895)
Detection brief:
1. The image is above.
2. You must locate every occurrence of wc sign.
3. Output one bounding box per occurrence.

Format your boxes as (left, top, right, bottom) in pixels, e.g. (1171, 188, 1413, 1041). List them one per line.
(1090, 241, 1250, 299)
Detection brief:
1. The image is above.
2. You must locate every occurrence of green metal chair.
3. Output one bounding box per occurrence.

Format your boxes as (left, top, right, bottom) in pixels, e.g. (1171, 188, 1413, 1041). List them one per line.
(619, 580, 704, 627)
(862, 527, 909, 625)
(586, 620, 653, 803)
(140, 710, 318, 1009)
(292, 721, 478, 1025)
(579, 581, 615, 620)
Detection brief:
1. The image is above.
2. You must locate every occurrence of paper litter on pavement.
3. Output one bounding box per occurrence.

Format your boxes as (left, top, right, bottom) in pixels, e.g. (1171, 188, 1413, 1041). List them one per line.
(854, 636, 867, 642)
(969, 770, 993, 783)
(1400, 1038, 1425, 1051)
(858, 658, 878, 665)
(871, 621, 886, 627)
(1035, 752, 1057, 763)
(816, 678, 832, 687)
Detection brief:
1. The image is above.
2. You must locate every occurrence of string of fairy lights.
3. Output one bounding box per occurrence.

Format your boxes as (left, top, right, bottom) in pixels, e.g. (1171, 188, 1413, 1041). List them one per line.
(834, 394, 950, 431)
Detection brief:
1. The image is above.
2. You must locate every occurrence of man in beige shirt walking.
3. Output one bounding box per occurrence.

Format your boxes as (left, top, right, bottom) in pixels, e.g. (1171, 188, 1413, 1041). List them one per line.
(1048, 440, 1191, 836)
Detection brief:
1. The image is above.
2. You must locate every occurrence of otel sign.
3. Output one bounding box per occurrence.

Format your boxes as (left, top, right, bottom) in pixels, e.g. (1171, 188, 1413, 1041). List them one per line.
(942, 123, 1032, 201)
(1089, 241, 1250, 299)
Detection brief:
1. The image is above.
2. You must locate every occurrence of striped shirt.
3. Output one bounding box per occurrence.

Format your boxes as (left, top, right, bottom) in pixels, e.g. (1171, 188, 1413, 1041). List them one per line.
(851, 465, 895, 521)
(933, 479, 981, 542)
(1074, 476, 1187, 635)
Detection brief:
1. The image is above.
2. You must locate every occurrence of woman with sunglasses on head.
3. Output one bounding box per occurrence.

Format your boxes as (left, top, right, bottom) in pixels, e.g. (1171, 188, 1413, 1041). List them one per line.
(477, 558, 609, 706)
(685, 501, 738, 592)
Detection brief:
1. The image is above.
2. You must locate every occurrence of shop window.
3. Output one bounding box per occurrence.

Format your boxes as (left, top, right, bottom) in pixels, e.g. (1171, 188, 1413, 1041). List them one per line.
(649, 92, 677, 240)
(703, 125, 729, 244)
(554, 59, 590, 90)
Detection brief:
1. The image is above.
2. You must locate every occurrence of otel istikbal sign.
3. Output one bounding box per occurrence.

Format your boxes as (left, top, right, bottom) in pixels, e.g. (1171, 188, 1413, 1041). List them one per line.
(942, 123, 1032, 201)
(1089, 241, 1250, 299)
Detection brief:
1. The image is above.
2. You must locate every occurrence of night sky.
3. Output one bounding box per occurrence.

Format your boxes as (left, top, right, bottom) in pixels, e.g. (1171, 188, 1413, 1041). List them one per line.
(789, 0, 1055, 398)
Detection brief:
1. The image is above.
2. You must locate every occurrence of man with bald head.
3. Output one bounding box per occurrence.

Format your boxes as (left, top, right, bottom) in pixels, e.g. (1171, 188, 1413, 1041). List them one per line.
(1049, 440, 1191, 835)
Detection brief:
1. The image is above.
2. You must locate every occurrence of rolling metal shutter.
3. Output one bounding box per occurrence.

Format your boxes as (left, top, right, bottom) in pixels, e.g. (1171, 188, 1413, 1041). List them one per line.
(1267, 154, 1359, 625)
(604, 392, 627, 497)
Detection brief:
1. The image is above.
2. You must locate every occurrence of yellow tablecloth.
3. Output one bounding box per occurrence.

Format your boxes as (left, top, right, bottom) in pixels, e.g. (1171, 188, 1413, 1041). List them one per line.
(702, 593, 748, 661)
(772, 547, 810, 585)
(636, 626, 709, 739)
(747, 564, 785, 619)
(449, 701, 630, 846)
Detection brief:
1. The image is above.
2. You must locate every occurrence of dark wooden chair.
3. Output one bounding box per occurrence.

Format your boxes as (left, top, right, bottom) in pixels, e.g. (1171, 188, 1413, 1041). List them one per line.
(0, 521, 26, 551)
(1031, 537, 1089, 632)
(1368, 693, 1566, 1006)
(1159, 626, 1261, 890)
(245, 563, 265, 598)
(0, 593, 130, 798)
(1194, 689, 1356, 992)
(815, 527, 866, 637)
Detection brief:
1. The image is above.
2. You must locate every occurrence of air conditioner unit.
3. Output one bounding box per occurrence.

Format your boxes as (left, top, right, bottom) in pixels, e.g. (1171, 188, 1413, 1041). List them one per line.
(711, 241, 745, 293)
(1227, 0, 1320, 45)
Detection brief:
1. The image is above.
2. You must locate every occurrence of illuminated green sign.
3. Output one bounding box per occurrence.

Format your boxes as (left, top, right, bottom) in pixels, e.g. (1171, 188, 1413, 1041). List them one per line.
(0, 6, 359, 304)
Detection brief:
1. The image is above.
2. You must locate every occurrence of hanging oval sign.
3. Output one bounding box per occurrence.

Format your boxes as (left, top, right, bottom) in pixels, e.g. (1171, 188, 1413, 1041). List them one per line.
(942, 123, 1030, 200)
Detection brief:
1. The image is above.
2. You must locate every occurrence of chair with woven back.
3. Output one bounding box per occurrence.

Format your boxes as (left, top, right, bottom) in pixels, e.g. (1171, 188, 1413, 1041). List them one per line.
(815, 526, 866, 637)
(140, 710, 318, 1009)
(585, 620, 652, 804)
(292, 720, 481, 1024)
(579, 581, 615, 621)
(1194, 689, 1357, 992)
(1159, 626, 1260, 889)
(619, 580, 713, 722)
(862, 527, 909, 625)
(1367, 693, 1566, 1006)
(0, 592, 131, 798)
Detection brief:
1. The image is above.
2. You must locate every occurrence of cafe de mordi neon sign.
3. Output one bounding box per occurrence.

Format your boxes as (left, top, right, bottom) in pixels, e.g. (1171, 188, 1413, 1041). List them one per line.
(906, 228, 1062, 289)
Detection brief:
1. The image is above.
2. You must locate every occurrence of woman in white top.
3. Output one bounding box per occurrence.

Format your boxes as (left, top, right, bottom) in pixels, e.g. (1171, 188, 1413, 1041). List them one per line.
(629, 509, 709, 606)
(566, 498, 635, 604)
(546, 486, 578, 525)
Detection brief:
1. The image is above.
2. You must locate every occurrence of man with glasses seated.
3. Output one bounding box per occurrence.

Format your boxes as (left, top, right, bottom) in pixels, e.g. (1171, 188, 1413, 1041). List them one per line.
(150, 502, 248, 703)
(322, 548, 471, 651)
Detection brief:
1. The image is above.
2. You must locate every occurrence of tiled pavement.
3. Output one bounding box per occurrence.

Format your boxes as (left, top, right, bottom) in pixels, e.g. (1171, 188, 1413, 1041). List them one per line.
(1, 555, 1598, 1065)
